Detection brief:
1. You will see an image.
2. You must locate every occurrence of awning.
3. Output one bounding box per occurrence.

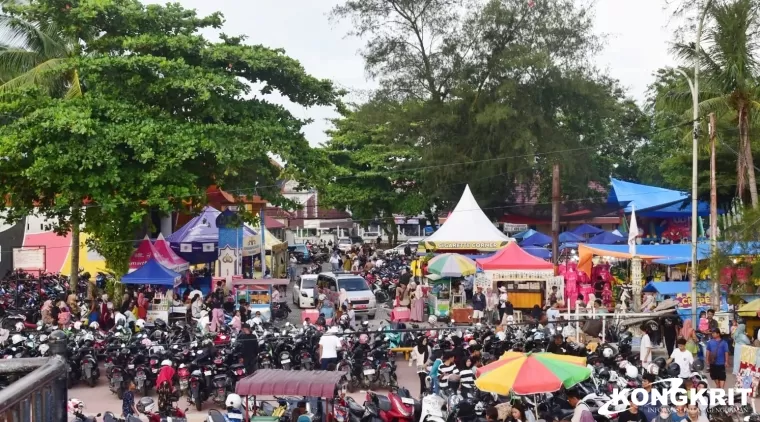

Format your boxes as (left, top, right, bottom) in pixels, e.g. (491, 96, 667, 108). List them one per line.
(235, 369, 345, 397)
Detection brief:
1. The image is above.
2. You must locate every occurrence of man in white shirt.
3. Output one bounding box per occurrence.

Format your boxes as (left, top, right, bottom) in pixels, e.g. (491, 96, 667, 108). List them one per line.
(640, 328, 653, 367)
(546, 301, 561, 332)
(668, 338, 694, 379)
(318, 327, 342, 370)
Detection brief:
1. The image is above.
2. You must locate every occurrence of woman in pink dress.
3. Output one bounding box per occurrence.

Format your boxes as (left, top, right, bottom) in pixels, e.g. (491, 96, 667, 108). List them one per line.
(410, 282, 425, 322)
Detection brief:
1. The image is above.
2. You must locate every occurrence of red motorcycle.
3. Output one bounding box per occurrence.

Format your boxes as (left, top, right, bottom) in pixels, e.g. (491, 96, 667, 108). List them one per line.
(365, 390, 413, 422)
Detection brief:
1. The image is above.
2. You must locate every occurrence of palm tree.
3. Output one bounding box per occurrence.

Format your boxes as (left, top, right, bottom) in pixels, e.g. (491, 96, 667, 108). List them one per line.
(0, 1, 81, 98)
(0, 1, 83, 283)
(677, 0, 760, 208)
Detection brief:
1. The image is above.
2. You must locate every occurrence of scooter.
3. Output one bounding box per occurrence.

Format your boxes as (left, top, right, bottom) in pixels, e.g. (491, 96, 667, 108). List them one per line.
(366, 391, 413, 422)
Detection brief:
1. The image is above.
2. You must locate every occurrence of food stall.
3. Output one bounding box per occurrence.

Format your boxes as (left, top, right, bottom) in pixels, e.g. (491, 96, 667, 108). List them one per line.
(476, 242, 554, 309)
(121, 258, 184, 324)
(234, 278, 289, 320)
(427, 274, 451, 318)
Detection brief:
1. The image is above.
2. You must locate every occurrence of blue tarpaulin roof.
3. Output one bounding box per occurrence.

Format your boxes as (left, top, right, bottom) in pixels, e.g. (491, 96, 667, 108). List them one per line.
(642, 280, 711, 295)
(587, 231, 626, 245)
(572, 224, 604, 236)
(607, 178, 718, 217)
(520, 232, 552, 247)
(513, 229, 537, 240)
(523, 246, 551, 259)
(122, 258, 182, 286)
(559, 231, 585, 243)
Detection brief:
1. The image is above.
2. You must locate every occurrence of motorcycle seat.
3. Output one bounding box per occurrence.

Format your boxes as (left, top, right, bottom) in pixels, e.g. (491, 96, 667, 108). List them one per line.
(373, 395, 391, 412)
(191, 369, 202, 376)
(207, 409, 226, 422)
(347, 399, 365, 414)
(213, 374, 227, 381)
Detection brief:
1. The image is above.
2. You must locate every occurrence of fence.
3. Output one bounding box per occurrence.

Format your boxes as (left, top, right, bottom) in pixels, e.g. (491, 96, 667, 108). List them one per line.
(0, 332, 68, 422)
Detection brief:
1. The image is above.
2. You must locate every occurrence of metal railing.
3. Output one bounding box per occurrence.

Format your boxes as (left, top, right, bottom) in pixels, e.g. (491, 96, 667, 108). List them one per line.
(0, 335, 68, 422)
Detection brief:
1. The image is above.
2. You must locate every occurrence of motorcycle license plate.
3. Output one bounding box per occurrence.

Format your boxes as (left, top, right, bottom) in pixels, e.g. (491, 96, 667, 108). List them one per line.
(152, 368, 158, 373)
(281, 359, 291, 364)
(236, 370, 245, 375)
(128, 364, 134, 369)
(401, 398, 414, 405)
(301, 358, 311, 363)
(204, 370, 212, 376)
(363, 369, 375, 375)
(356, 305, 367, 309)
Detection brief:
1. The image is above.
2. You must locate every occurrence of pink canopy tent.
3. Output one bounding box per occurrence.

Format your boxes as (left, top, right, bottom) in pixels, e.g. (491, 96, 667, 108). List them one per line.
(153, 233, 189, 272)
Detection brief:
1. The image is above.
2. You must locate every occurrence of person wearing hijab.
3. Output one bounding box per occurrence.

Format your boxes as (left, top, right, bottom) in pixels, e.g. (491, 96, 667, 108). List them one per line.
(66, 291, 79, 317)
(198, 310, 210, 335)
(732, 320, 751, 374)
(209, 308, 224, 333)
(57, 304, 71, 328)
(136, 293, 148, 320)
(410, 282, 425, 322)
(120, 292, 133, 314)
(410, 337, 430, 395)
(101, 302, 115, 331)
(652, 406, 673, 422)
(41, 300, 54, 326)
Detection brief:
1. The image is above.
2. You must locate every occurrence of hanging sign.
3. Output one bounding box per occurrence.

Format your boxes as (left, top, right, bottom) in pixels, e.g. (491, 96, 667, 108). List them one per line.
(474, 273, 491, 290)
(503, 223, 528, 233)
(242, 236, 261, 257)
(545, 276, 565, 302)
(675, 293, 712, 309)
(488, 269, 554, 281)
(424, 240, 509, 251)
(13, 246, 45, 271)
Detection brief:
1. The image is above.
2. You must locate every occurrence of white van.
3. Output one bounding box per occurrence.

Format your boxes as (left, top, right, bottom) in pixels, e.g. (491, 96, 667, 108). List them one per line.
(317, 272, 377, 319)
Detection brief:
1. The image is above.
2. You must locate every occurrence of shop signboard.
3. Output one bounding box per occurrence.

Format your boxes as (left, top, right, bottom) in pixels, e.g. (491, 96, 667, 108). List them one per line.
(242, 235, 261, 257)
(424, 240, 509, 251)
(488, 269, 554, 281)
(13, 246, 45, 271)
(675, 292, 711, 309)
(146, 310, 169, 325)
(503, 223, 528, 233)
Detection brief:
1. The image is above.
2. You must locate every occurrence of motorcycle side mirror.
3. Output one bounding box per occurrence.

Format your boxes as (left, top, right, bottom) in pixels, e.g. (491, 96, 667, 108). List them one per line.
(97, 413, 102, 417)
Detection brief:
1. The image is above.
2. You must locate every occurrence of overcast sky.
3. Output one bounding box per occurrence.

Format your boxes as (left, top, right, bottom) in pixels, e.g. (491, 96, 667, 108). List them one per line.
(161, 0, 675, 146)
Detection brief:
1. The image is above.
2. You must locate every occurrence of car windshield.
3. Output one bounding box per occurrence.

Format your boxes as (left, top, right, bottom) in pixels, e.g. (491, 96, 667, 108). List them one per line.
(301, 278, 317, 288)
(338, 239, 351, 244)
(338, 277, 369, 292)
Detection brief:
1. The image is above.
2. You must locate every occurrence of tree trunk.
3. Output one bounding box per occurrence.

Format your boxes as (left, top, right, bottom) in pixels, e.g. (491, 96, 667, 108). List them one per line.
(69, 205, 81, 289)
(741, 106, 759, 208)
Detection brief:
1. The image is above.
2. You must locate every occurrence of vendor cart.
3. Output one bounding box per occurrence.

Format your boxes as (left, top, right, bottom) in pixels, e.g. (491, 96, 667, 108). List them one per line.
(234, 278, 289, 320)
(427, 274, 451, 318)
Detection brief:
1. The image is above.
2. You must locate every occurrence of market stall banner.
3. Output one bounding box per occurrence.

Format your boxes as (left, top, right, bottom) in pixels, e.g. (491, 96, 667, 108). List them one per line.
(424, 240, 509, 251)
(474, 273, 491, 290)
(545, 276, 565, 302)
(735, 345, 760, 397)
(242, 235, 261, 257)
(487, 270, 554, 281)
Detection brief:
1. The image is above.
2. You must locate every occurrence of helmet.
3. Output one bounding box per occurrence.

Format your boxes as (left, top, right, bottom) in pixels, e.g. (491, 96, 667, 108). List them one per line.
(428, 315, 437, 324)
(602, 347, 614, 359)
(135, 319, 145, 329)
(495, 331, 506, 341)
(67, 398, 84, 413)
(161, 359, 172, 367)
(225, 393, 243, 410)
(359, 334, 369, 344)
(137, 397, 155, 413)
(89, 321, 99, 331)
(11, 334, 23, 345)
(361, 320, 369, 329)
(692, 359, 705, 371)
(318, 294, 326, 301)
(654, 357, 667, 369)
(469, 340, 477, 346)
(73, 321, 82, 330)
(625, 365, 639, 378)
(667, 362, 681, 377)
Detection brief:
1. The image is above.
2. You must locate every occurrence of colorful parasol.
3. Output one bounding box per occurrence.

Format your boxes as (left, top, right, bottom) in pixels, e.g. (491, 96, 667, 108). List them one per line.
(426, 253, 477, 277)
(475, 351, 590, 395)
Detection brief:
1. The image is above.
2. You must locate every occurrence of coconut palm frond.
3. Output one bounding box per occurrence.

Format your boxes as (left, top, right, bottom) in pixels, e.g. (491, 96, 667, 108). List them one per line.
(64, 68, 81, 99)
(0, 57, 65, 94)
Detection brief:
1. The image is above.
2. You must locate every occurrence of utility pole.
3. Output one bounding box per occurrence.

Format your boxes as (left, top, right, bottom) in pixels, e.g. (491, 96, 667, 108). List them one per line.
(675, 0, 710, 323)
(551, 163, 560, 270)
(709, 112, 719, 308)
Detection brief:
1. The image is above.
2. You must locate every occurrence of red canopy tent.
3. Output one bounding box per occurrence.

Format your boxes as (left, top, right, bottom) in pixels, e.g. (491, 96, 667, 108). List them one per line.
(153, 233, 189, 272)
(476, 241, 553, 270)
(128, 236, 161, 272)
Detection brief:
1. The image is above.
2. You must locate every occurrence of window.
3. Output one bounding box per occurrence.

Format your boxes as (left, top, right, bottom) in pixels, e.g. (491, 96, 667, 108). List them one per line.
(338, 277, 370, 292)
(300, 277, 317, 289)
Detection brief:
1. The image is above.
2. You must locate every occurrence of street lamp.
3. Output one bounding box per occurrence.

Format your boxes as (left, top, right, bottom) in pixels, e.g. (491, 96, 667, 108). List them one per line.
(675, 0, 711, 323)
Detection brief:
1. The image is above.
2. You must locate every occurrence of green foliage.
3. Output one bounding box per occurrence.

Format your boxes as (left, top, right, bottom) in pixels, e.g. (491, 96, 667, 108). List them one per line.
(0, 0, 339, 273)
(328, 0, 646, 217)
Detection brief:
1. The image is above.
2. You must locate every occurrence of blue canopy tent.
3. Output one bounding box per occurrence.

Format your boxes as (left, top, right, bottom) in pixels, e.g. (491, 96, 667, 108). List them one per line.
(572, 224, 604, 236)
(121, 258, 182, 287)
(587, 231, 626, 245)
(167, 206, 257, 264)
(607, 178, 717, 217)
(642, 280, 727, 320)
(559, 231, 585, 243)
(522, 246, 551, 259)
(513, 229, 537, 240)
(519, 232, 552, 247)
(584, 243, 711, 265)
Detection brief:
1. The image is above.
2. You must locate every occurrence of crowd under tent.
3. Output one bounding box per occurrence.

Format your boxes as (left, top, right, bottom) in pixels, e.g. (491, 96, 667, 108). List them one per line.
(422, 185, 511, 252)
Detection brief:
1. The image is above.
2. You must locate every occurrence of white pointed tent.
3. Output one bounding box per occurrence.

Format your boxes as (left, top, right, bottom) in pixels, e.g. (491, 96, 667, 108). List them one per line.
(423, 185, 511, 251)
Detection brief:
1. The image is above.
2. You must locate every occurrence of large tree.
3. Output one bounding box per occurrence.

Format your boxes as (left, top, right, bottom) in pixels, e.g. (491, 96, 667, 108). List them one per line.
(330, 0, 644, 217)
(0, 0, 338, 275)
